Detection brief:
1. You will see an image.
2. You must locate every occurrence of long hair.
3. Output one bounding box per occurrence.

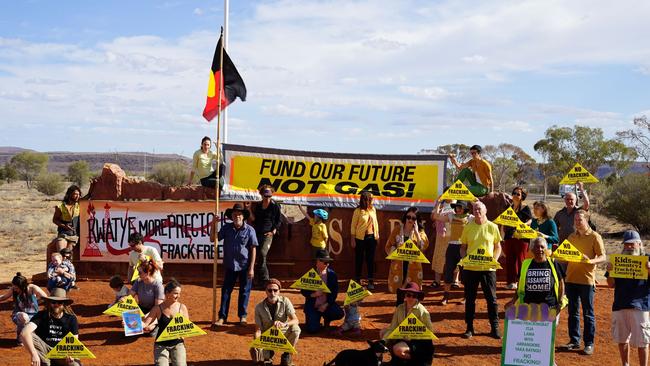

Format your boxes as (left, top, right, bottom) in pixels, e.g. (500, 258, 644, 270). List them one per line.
(63, 185, 81, 204)
(401, 207, 420, 224)
(139, 259, 161, 278)
(358, 191, 373, 210)
(11, 272, 28, 305)
(533, 201, 550, 220)
(164, 278, 181, 294)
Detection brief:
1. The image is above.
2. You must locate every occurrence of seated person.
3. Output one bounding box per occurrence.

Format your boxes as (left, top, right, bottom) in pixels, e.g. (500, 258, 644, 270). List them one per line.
(380, 282, 435, 365)
(448, 145, 493, 197)
(60, 248, 76, 289)
(187, 136, 224, 189)
(0, 273, 47, 345)
(300, 250, 344, 333)
(251, 279, 300, 366)
(47, 253, 73, 292)
(128, 260, 164, 315)
(108, 275, 129, 307)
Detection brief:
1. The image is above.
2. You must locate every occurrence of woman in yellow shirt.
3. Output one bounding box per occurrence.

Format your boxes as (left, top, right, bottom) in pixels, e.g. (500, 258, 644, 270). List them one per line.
(385, 207, 429, 295)
(187, 136, 220, 188)
(350, 191, 379, 290)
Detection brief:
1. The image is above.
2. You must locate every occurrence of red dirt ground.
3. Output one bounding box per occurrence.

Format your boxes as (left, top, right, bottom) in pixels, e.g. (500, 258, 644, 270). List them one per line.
(1, 280, 618, 365)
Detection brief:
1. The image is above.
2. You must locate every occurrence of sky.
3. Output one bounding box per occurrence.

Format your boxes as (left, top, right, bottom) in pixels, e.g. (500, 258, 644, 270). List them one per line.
(1, 0, 649, 158)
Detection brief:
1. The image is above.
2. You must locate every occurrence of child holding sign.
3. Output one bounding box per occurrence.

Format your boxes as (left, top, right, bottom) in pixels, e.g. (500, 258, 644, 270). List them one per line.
(142, 278, 189, 366)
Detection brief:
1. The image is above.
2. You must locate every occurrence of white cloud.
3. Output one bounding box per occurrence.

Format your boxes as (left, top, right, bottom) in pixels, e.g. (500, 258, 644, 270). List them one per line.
(193, 8, 204, 16)
(398, 86, 452, 101)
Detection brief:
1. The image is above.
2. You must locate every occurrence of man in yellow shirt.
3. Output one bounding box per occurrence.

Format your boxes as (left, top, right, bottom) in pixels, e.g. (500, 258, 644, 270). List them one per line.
(448, 145, 493, 197)
(561, 209, 606, 355)
(459, 201, 502, 339)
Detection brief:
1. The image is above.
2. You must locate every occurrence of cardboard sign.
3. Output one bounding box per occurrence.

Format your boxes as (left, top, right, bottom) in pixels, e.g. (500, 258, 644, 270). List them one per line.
(459, 247, 502, 271)
(514, 223, 538, 240)
(122, 309, 144, 336)
(386, 239, 430, 263)
(289, 268, 331, 293)
(103, 295, 145, 317)
(505, 303, 558, 323)
(551, 240, 586, 263)
(439, 180, 477, 201)
(493, 207, 522, 227)
(609, 254, 649, 279)
(344, 280, 372, 306)
(250, 326, 297, 354)
(386, 313, 437, 340)
(156, 313, 206, 342)
(46, 332, 96, 359)
(130, 255, 151, 282)
(559, 163, 599, 184)
(501, 318, 555, 366)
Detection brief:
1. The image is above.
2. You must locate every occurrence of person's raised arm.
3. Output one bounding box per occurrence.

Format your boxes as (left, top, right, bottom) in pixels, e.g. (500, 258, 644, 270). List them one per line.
(448, 153, 463, 169)
(577, 182, 590, 211)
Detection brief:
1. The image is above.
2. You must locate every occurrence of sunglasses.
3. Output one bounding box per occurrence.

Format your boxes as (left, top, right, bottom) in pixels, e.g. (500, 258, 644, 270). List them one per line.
(266, 288, 279, 293)
(512, 192, 521, 196)
(406, 215, 417, 221)
(404, 293, 417, 298)
(50, 300, 64, 305)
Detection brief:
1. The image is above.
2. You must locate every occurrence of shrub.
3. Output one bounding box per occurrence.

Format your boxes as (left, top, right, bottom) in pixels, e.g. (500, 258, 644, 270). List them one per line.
(34, 172, 66, 196)
(148, 161, 188, 186)
(603, 173, 650, 234)
(10, 151, 48, 188)
(67, 160, 91, 187)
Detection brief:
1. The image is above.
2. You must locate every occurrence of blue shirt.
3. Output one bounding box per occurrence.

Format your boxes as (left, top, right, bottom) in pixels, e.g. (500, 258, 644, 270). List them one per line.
(531, 218, 559, 246)
(219, 222, 258, 271)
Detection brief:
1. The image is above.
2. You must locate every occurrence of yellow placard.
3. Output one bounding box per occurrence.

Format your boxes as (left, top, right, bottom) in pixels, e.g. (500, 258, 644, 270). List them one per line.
(386, 313, 438, 340)
(439, 180, 477, 201)
(103, 295, 145, 317)
(344, 280, 372, 306)
(551, 240, 586, 263)
(514, 222, 538, 240)
(459, 247, 502, 270)
(156, 313, 207, 342)
(250, 326, 297, 354)
(493, 207, 522, 227)
(46, 332, 96, 359)
(131, 255, 151, 282)
(289, 268, 331, 293)
(559, 163, 599, 184)
(386, 239, 430, 263)
(609, 254, 649, 279)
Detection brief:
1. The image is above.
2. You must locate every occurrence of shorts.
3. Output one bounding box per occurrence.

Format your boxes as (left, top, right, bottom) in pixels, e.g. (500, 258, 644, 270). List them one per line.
(443, 244, 462, 284)
(612, 309, 650, 348)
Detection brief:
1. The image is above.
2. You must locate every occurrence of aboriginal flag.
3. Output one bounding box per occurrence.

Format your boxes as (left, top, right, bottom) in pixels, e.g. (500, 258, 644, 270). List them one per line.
(202, 35, 247, 122)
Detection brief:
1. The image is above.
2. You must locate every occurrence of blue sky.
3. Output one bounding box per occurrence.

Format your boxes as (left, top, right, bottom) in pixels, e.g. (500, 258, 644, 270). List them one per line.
(1, 0, 649, 158)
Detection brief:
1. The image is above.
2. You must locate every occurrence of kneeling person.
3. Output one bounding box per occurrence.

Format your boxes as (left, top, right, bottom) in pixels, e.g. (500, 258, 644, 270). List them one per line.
(251, 279, 300, 366)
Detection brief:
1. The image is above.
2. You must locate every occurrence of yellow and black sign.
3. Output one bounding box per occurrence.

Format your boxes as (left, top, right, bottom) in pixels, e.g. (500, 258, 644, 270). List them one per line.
(156, 313, 207, 342)
(439, 180, 477, 201)
(559, 163, 599, 184)
(46, 332, 96, 359)
(250, 326, 297, 354)
(386, 239, 430, 263)
(386, 313, 437, 340)
(289, 268, 331, 293)
(459, 247, 502, 271)
(344, 280, 372, 306)
(493, 207, 522, 227)
(514, 222, 538, 239)
(551, 240, 586, 262)
(609, 254, 649, 279)
(103, 295, 145, 317)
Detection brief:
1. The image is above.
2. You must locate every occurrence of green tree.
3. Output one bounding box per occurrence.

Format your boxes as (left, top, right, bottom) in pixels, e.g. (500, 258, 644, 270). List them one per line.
(2, 164, 18, 183)
(148, 161, 188, 186)
(427, 144, 471, 186)
(603, 173, 650, 234)
(35, 172, 65, 196)
(482, 143, 537, 192)
(67, 160, 91, 187)
(9, 151, 49, 188)
(617, 115, 650, 171)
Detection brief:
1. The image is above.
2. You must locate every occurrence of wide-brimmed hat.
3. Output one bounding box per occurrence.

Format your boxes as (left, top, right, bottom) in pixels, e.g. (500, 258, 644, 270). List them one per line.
(397, 282, 425, 301)
(451, 201, 470, 213)
(225, 203, 250, 220)
(44, 288, 73, 305)
(623, 230, 642, 244)
(315, 249, 334, 263)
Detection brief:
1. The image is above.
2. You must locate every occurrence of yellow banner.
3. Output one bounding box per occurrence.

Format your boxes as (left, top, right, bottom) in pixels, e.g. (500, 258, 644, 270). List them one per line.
(459, 248, 502, 271)
(46, 332, 95, 359)
(344, 280, 372, 306)
(103, 295, 145, 317)
(439, 180, 477, 201)
(156, 313, 207, 342)
(250, 326, 297, 354)
(551, 240, 586, 263)
(386, 313, 437, 340)
(559, 163, 599, 184)
(386, 239, 430, 263)
(609, 254, 649, 279)
(289, 268, 331, 293)
(493, 207, 522, 227)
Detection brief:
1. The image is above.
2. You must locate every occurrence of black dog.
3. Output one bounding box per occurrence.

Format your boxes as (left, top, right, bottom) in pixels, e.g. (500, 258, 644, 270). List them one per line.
(324, 340, 390, 366)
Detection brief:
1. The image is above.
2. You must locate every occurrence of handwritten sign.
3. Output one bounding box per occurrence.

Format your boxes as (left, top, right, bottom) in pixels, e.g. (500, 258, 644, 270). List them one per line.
(609, 254, 648, 279)
(502, 319, 555, 366)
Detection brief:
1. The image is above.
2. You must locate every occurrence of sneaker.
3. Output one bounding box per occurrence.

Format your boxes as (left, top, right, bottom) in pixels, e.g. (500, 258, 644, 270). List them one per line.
(280, 353, 294, 366)
(367, 280, 375, 291)
(460, 298, 466, 305)
(561, 342, 580, 350)
(214, 318, 225, 326)
(239, 317, 248, 326)
(490, 328, 502, 340)
(440, 293, 449, 306)
(505, 283, 517, 290)
(451, 282, 461, 289)
(583, 344, 594, 355)
(462, 329, 473, 339)
(430, 281, 441, 289)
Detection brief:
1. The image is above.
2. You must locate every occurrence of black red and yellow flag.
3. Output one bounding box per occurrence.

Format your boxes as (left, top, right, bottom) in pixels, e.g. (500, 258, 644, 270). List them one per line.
(202, 35, 247, 122)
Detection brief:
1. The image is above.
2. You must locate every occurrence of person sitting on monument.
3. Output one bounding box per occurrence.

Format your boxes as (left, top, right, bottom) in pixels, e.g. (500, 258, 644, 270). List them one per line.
(142, 278, 189, 366)
(52, 185, 81, 239)
(250, 278, 300, 366)
(187, 136, 223, 189)
(447, 145, 493, 197)
(379, 282, 435, 365)
(300, 249, 344, 333)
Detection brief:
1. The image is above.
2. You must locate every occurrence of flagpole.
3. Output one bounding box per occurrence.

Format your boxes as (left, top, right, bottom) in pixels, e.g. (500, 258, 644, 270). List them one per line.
(223, 0, 229, 143)
(211, 28, 225, 326)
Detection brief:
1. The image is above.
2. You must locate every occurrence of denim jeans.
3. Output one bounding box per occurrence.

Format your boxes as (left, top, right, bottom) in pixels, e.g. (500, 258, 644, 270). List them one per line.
(219, 268, 252, 320)
(565, 282, 596, 346)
